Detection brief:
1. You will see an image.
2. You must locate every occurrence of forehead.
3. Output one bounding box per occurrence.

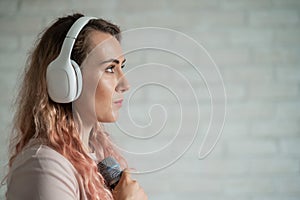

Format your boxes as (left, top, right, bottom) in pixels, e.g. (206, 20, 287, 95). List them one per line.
(88, 31, 123, 58)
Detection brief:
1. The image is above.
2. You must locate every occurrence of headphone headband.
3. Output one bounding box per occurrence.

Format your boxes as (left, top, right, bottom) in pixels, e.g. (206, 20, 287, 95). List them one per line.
(60, 16, 97, 59)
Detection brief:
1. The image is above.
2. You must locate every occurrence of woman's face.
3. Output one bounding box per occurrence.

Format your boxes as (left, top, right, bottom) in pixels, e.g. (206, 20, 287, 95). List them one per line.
(79, 31, 130, 123)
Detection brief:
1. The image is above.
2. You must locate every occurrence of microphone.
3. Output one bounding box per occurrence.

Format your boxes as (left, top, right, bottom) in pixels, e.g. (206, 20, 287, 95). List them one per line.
(97, 157, 123, 190)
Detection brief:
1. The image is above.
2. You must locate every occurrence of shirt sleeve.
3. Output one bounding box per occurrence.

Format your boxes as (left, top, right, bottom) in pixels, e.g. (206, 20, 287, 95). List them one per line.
(7, 147, 79, 200)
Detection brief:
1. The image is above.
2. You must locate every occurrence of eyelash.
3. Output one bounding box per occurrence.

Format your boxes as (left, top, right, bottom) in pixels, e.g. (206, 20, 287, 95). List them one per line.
(105, 65, 125, 73)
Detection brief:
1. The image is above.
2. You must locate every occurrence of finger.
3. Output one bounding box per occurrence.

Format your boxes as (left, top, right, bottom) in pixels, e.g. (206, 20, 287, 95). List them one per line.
(137, 187, 147, 200)
(122, 169, 138, 182)
(123, 169, 132, 179)
(119, 169, 131, 183)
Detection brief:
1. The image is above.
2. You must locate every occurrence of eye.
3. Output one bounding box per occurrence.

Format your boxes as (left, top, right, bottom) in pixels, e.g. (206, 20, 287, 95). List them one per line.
(121, 64, 126, 69)
(105, 65, 115, 73)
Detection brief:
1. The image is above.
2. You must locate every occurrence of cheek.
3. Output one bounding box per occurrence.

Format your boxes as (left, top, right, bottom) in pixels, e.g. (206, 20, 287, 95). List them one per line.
(95, 81, 114, 104)
(95, 78, 116, 120)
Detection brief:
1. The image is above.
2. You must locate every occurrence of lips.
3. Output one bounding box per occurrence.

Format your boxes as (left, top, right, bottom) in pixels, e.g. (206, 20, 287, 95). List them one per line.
(113, 99, 123, 104)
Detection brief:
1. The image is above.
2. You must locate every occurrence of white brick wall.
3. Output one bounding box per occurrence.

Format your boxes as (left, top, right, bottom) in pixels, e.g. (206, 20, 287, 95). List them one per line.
(0, 0, 300, 199)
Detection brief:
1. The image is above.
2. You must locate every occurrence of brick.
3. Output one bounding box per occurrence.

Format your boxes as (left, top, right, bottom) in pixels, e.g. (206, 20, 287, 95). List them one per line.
(150, 193, 229, 200)
(172, 63, 227, 85)
(0, 52, 26, 68)
(251, 120, 299, 137)
(0, 35, 19, 52)
(220, 83, 244, 100)
(0, 0, 19, 16)
(209, 48, 251, 67)
(187, 136, 226, 159)
(0, 105, 14, 131)
(224, 178, 276, 195)
(249, 158, 299, 174)
(252, 195, 300, 200)
(0, 69, 20, 105)
(228, 28, 274, 47)
(253, 47, 300, 65)
(19, 35, 37, 52)
(0, 16, 43, 35)
(278, 178, 300, 194)
(222, 122, 250, 138)
(222, 66, 274, 83)
(72, 0, 117, 11)
(138, 171, 224, 194)
(187, 30, 230, 48)
(279, 139, 300, 155)
(273, 29, 300, 47)
(196, 11, 246, 29)
(247, 82, 299, 100)
(160, 0, 220, 11)
(277, 101, 300, 119)
(272, 0, 300, 8)
(161, 80, 229, 104)
(159, 155, 248, 176)
(193, 159, 249, 177)
(226, 102, 276, 120)
(227, 139, 278, 156)
(220, 0, 272, 10)
(249, 10, 300, 28)
(123, 11, 245, 30)
(189, 83, 245, 101)
(0, 137, 9, 161)
(19, 0, 71, 16)
(275, 66, 300, 82)
(115, 0, 168, 12)
(170, 177, 223, 194)
(125, 62, 179, 87)
(121, 12, 189, 29)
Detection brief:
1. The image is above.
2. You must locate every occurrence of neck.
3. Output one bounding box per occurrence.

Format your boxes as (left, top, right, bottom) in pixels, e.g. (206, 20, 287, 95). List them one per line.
(72, 107, 95, 153)
(72, 101, 97, 153)
(80, 122, 93, 152)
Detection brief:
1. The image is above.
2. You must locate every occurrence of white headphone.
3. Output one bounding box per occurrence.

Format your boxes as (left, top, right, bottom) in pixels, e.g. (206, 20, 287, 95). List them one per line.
(46, 16, 96, 103)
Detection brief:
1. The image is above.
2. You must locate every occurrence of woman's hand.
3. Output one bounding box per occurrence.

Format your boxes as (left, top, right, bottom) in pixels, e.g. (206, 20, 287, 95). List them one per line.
(112, 170, 148, 200)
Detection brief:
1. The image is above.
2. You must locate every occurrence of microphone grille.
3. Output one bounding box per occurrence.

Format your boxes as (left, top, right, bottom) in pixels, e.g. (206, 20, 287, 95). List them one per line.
(97, 157, 122, 189)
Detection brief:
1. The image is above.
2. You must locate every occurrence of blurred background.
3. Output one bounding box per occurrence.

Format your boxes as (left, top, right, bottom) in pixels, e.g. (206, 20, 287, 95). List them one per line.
(0, 0, 300, 199)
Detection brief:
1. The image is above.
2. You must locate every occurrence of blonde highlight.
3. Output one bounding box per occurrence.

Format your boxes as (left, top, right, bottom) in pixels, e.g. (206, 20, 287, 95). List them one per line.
(8, 13, 126, 200)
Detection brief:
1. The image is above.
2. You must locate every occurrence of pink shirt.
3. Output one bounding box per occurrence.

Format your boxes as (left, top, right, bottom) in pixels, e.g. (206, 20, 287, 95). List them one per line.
(7, 143, 88, 200)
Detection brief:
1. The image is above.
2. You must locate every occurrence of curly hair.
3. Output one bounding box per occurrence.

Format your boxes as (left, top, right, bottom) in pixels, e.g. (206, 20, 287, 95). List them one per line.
(8, 13, 126, 200)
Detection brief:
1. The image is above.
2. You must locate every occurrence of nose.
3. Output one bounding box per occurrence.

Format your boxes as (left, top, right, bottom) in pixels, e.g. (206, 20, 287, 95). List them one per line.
(116, 74, 130, 93)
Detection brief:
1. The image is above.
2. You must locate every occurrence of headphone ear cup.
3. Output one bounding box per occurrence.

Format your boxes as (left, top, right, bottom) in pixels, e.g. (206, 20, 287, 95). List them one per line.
(46, 58, 71, 103)
(71, 60, 82, 100)
(47, 58, 79, 103)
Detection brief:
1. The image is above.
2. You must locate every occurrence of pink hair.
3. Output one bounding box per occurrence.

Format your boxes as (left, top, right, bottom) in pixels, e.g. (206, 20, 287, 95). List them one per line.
(7, 13, 126, 200)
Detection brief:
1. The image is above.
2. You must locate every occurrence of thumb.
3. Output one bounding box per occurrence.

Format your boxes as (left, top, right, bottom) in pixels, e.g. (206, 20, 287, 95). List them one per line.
(114, 169, 131, 191)
(120, 169, 132, 182)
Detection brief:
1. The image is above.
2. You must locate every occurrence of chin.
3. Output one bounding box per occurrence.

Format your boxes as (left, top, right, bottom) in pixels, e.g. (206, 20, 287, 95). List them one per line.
(97, 115, 118, 123)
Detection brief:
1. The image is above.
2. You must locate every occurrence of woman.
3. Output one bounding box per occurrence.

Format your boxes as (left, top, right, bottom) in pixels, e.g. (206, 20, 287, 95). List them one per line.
(6, 13, 147, 200)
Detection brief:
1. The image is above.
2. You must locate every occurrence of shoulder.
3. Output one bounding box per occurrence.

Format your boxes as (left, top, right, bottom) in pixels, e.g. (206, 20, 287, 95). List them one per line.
(7, 144, 81, 200)
(10, 144, 78, 180)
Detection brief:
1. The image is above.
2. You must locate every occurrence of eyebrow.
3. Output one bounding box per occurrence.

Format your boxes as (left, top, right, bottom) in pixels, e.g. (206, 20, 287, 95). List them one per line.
(100, 58, 126, 65)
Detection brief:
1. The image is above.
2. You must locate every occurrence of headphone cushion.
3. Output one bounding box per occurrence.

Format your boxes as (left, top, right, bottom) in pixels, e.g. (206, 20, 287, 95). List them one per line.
(71, 60, 82, 99)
